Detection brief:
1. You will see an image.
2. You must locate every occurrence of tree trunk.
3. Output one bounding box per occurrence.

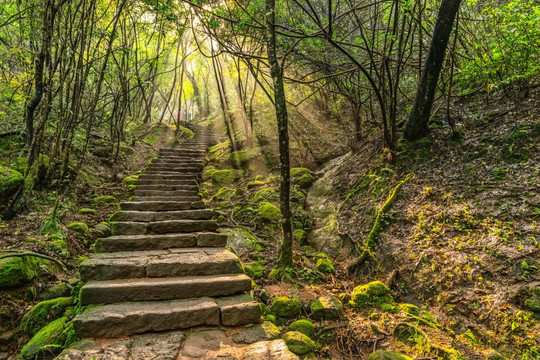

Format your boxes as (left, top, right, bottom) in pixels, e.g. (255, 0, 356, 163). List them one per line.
(403, 0, 461, 140)
(265, 0, 293, 269)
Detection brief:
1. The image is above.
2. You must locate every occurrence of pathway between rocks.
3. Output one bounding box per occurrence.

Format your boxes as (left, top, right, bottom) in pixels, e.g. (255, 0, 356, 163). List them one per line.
(57, 127, 298, 360)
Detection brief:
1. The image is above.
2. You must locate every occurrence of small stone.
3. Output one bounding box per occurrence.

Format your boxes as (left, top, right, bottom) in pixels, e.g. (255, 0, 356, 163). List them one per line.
(232, 321, 281, 344)
(182, 330, 232, 358)
(66, 222, 89, 234)
(349, 281, 394, 308)
(310, 295, 342, 320)
(79, 208, 96, 215)
(368, 350, 413, 360)
(271, 297, 302, 318)
(288, 319, 314, 336)
(282, 331, 318, 355)
(131, 331, 184, 360)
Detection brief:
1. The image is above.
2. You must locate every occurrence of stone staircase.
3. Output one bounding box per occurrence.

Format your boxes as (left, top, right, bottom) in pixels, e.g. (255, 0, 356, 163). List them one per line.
(73, 128, 261, 338)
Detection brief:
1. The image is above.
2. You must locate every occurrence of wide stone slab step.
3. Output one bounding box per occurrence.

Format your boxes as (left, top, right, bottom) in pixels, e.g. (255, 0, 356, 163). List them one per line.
(111, 219, 218, 235)
(135, 184, 199, 191)
(138, 174, 199, 181)
(110, 209, 213, 222)
(74, 297, 220, 338)
(133, 189, 198, 197)
(120, 201, 204, 211)
(131, 195, 201, 202)
(143, 169, 200, 175)
(80, 249, 243, 281)
(136, 179, 198, 186)
(146, 164, 203, 170)
(95, 232, 227, 252)
(80, 274, 252, 305)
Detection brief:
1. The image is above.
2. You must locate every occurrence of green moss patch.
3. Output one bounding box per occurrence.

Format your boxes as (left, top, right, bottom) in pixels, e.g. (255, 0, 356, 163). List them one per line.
(123, 175, 139, 188)
(524, 286, 540, 313)
(349, 281, 394, 308)
(20, 316, 68, 360)
(244, 262, 263, 279)
(78, 208, 96, 215)
(92, 195, 116, 204)
(251, 187, 278, 203)
(294, 229, 307, 244)
(209, 169, 243, 186)
(271, 296, 302, 318)
(20, 297, 72, 335)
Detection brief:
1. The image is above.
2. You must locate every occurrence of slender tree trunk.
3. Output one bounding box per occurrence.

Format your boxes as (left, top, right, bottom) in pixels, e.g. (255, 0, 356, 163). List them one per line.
(403, 0, 461, 140)
(265, 0, 293, 269)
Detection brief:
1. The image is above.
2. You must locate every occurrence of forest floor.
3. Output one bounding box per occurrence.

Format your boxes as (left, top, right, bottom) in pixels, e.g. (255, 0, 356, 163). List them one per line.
(203, 90, 539, 359)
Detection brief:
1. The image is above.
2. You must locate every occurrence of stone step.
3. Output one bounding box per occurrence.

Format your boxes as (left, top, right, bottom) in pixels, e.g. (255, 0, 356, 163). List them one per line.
(138, 174, 199, 181)
(155, 156, 206, 162)
(74, 297, 220, 338)
(143, 168, 200, 175)
(80, 249, 243, 281)
(110, 209, 213, 222)
(120, 201, 204, 211)
(80, 274, 252, 305)
(95, 232, 227, 252)
(136, 179, 197, 186)
(133, 189, 198, 197)
(135, 184, 199, 191)
(131, 195, 201, 202)
(73, 294, 261, 338)
(160, 150, 206, 155)
(147, 164, 203, 171)
(111, 219, 218, 235)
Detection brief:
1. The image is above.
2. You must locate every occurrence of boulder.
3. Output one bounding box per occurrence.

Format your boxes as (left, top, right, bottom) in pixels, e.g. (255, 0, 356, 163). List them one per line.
(310, 295, 342, 320)
(288, 319, 314, 336)
(282, 331, 318, 355)
(258, 202, 281, 223)
(0, 256, 41, 288)
(349, 281, 394, 308)
(66, 222, 89, 234)
(271, 297, 302, 318)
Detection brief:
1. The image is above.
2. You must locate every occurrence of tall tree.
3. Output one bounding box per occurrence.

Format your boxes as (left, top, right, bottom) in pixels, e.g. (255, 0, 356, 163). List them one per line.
(403, 0, 462, 140)
(265, 0, 293, 269)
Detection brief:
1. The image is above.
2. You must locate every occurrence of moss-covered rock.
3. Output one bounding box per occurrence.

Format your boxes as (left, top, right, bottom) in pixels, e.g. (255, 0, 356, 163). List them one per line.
(524, 286, 540, 313)
(95, 223, 112, 238)
(368, 350, 413, 360)
(271, 297, 302, 318)
(398, 303, 419, 316)
(251, 187, 278, 203)
(0, 165, 23, 203)
(419, 310, 439, 324)
(294, 229, 307, 244)
(233, 204, 256, 222)
(19, 316, 68, 360)
(283, 331, 318, 355)
(295, 174, 315, 189)
(210, 169, 243, 186)
(247, 180, 266, 189)
(78, 208, 96, 215)
(92, 195, 116, 204)
(123, 175, 138, 188)
(289, 319, 314, 336)
(244, 262, 263, 279)
(258, 202, 281, 223)
(20, 297, 72, 335)
(310, 295, 343, 320)
(393, 323, 426, 346)
(212, 187, 237, 201)
(66, 222, 89, 234)
(350, 281, 394, 308)
(315, 254, 335, 275)
(41, 282, 70, 300)
(290, 168, 312, 178)
(0, 256, 41, 288)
